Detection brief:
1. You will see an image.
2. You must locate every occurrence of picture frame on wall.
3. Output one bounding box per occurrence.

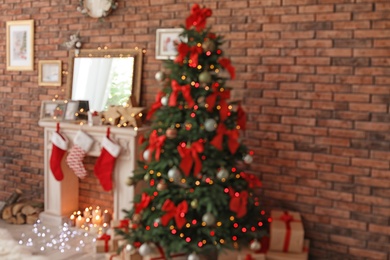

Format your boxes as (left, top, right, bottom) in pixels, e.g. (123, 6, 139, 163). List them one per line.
(155, 28, 185, 60)
(40, 101, 67, 121)
(6, 19, 34, 71)
(38, 60, 62, 86)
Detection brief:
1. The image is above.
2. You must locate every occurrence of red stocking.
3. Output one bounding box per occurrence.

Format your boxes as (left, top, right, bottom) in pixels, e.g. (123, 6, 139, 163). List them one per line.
(50, 131, 68, 181)
(94, 135, 120, 191)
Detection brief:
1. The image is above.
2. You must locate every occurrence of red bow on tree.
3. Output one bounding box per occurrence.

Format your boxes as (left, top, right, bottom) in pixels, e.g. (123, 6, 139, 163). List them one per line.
(206, 83, 231, 121)
(175, 43, 190, 64)
(185, 4, 212, 32)
(188, 46, 203, 68)
(240, 172, 262, 189)
(169, 80, 195, 108)
(237, 104, 246, 130)
(229, 189, 248, 218)
(210, 124, 240, 154)
(146, 130, 166, 161)
(219, 58, 236, 79)
(161, 199, 188, 229)
(177, 140, 204, 176)
(135, 192, 152, 214)
(146, 91, 165, 120)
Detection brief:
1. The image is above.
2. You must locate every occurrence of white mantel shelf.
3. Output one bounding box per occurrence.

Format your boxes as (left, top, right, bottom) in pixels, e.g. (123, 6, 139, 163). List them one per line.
(38, 120, 149, 226)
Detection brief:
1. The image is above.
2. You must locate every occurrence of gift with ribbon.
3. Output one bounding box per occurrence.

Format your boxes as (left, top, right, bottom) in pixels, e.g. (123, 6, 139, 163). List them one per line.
(95, 233, 112, 253)
(269, 210, 304, 253)
(266, 239, 309, 260)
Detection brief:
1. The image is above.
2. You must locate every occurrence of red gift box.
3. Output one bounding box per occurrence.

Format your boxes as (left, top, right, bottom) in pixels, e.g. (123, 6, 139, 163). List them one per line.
(269, 210, 304, 253)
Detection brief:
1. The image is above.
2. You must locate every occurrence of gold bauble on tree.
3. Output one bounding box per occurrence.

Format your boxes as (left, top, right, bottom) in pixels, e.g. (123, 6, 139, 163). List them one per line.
(165, 127, 178, 139)
(198, 71, 212, 84)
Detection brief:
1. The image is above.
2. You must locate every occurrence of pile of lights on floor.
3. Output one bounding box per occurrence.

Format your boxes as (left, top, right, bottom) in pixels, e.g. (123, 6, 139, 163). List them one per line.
(18, 219, 96, 255)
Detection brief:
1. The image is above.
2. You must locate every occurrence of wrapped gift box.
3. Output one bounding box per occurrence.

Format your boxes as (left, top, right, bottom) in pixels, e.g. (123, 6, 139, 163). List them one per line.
(95, 238, 114, 253)
(269, 210, 304, 253)
(266, 239, 309, 260)
(143, 253, 187, 260)
(237, 252, 266, 260)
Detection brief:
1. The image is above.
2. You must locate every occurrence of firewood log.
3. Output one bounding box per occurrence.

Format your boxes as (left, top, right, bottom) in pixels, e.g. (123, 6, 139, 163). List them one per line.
(5, 216, 16, 224)
(21, 204, 37, 216)
(2, 205, 12, 220)
(15, 212, 26, 224)
(5, 189, 22, 206)
(11, 202, 26, 216)
(26, 213, 39, 225)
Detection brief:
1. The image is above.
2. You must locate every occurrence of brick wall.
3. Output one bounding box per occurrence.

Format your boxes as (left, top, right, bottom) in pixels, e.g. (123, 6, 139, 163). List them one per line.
(0, 0, 389, 259)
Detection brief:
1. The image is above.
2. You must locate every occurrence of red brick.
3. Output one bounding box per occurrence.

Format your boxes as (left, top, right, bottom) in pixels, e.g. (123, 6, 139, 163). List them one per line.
(349, 248, 387, 260)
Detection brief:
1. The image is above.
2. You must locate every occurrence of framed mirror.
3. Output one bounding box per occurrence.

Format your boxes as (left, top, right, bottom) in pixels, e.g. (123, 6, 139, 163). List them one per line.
(67, 48, 143, 112)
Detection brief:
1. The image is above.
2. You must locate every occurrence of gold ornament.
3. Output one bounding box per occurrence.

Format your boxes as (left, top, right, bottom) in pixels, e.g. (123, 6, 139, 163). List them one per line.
(156, 181, 167, 191)
(126, 177, 135, 186)
(166, 128, 178, 139)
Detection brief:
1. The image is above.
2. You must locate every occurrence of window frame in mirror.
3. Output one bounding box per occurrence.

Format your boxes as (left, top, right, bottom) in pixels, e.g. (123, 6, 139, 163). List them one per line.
(67, 48, 143, 109)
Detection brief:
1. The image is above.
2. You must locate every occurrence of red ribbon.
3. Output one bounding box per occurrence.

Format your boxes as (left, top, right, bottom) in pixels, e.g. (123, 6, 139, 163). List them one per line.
(146, 91, 165, 120)
(219, 58, 236, 79)
(245, 255, 254, 260)
(177, 140, 204, 176)
(229, 189, 248, 218)
(185, 4, 212, 32)
(169, 80, 195, 108)
(161, 199, 188, 229)
(188, 46, 203, 68)
(237, 104, 246, 130)
(175, 43, 190, 64)
(206, 83, 231, 121)
(210, 124, 240, 154)
(135, 192, 152, 214)
(97, 233, 111, 252)
(280, 211, 295, 252)
(146, 130, 166, 161)
(240, 172, 262, 189)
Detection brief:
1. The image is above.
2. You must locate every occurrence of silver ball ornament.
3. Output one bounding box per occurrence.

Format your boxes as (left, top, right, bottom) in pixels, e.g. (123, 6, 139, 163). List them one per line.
(139, 243, 153, 256)
(161, 96, 168, 106)
(143, 149, 151, 161)
(144, 173, 150, 181)
(202, 212, 216, 226)
(243, 154, 253, 164)
(217, 168, 229, 179)
(155, 71, 166, 82)
(204, 118, 217, 132)
(126, 244, 136, 253)
(168, 167, 181, 183)
(250, 239, 261, 251)
(187, 252, 200, 260)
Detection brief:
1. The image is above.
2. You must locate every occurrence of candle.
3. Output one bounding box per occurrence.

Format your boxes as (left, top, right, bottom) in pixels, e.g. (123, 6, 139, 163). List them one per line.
(103, 210, 111, 224)
(68, 214, 76, 227)
(92, 215, 103, 225)
(93, 206, 102, 219)
(75, 215, 85, 228)
(84, 207, 91, 218)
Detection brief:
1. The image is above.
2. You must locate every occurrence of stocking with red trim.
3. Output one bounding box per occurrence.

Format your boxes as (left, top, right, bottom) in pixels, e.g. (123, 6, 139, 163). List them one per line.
(94, 128, 120, 191)
(50, 126, 69, 181)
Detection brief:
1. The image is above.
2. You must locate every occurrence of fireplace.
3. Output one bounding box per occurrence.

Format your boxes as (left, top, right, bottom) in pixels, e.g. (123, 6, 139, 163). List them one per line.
(38, 120, 147, 226)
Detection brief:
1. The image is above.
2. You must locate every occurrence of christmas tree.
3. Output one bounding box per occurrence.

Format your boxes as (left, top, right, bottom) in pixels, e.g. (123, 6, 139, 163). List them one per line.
(120, 4, 268, 259)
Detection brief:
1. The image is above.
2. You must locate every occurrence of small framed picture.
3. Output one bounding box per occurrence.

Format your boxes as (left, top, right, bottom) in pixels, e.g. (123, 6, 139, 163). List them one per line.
(6, 19, 34, 71)
(40, 101, 67, 121)
(38, 60, 62, 86)
(155, 28, 185, 60)
(64, 100, 80, 121)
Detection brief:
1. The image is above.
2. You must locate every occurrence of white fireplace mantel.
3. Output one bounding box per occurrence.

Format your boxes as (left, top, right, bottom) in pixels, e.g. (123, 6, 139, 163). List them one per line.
(38, 120, 148, 226)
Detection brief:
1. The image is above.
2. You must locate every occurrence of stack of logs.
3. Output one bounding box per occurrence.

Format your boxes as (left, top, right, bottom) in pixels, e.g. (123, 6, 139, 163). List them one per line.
(1, 189, 44, 225)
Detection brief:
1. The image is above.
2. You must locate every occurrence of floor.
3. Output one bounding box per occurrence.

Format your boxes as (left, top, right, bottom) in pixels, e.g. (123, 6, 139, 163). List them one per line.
(0, 219, 107, 259)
